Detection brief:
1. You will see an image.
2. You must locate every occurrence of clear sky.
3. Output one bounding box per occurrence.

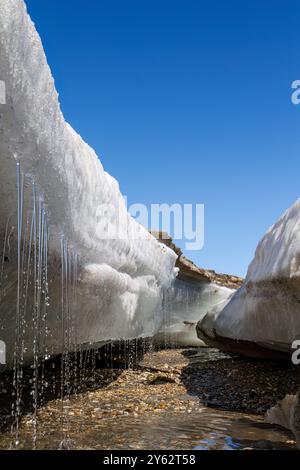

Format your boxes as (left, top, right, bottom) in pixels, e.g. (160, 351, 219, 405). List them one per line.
(25, 0, 300, 277)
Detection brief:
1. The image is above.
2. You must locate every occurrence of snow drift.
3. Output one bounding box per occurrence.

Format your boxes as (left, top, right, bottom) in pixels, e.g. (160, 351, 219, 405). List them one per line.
(0, 0, 178, 366)
(197, 200, 300, 357)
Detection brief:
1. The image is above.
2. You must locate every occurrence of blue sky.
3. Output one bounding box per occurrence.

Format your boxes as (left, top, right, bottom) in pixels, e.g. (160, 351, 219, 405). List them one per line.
(25, 0, 300, 277)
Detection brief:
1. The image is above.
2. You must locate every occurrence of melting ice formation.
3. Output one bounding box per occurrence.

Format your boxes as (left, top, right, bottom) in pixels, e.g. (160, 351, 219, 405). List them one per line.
(198, 200, 300, 357)
(3, 0, 294, 366)
(0, 0, 180, 366)
(0, 0, 234, 367)
(155, 279, 233, 347)
(0, 0, 242, 371)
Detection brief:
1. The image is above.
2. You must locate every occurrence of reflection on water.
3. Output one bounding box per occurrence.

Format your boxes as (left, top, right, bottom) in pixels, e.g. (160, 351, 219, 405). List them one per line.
(0, 393, 294, 450)
(98, 411, 295, 451)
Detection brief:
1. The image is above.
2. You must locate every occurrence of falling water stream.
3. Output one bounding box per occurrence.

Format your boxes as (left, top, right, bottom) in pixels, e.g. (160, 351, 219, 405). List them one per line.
(0, 162, 80, 449)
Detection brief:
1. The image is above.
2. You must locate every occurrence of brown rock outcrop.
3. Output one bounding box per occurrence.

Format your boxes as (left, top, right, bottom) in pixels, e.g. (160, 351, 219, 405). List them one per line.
(150, 231, 243, 289)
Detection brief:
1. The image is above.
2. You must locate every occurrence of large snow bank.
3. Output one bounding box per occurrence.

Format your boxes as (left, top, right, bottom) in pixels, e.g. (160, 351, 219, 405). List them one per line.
(247, 199, 300, 282)
(197, 200, 300, 355)
(0, 0, 177, 365)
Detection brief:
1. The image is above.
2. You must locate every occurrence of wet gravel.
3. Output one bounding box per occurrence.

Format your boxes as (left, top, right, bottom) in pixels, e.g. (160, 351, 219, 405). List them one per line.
(0, 347, 298, 450)
(179, 350, 300, 414)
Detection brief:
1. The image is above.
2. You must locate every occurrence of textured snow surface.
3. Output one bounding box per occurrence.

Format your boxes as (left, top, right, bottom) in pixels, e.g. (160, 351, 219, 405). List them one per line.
(198, 200, 300, 352)
(0, 0, 176, 283)
(0, 0, 178, 363)
(247, 199, 300, 282)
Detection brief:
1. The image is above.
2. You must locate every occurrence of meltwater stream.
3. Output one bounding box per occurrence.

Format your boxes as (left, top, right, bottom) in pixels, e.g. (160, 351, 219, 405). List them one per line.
(0, 347, 296, 450)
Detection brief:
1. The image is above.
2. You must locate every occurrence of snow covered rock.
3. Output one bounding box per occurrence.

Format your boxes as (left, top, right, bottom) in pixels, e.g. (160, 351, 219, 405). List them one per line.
(197, 199, 300, 358)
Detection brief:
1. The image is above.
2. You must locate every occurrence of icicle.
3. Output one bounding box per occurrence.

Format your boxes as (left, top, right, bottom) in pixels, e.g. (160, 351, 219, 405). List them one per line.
(11, 161, 24, 449)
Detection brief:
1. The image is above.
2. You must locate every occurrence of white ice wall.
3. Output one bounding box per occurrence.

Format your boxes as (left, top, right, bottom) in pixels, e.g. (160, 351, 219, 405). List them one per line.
(247, 199, 300, 282)
(0, 0, 176, 283)
(156, 279, 234, 347)
(198, 199, 300, 353)
(0, 0, 177, 364)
